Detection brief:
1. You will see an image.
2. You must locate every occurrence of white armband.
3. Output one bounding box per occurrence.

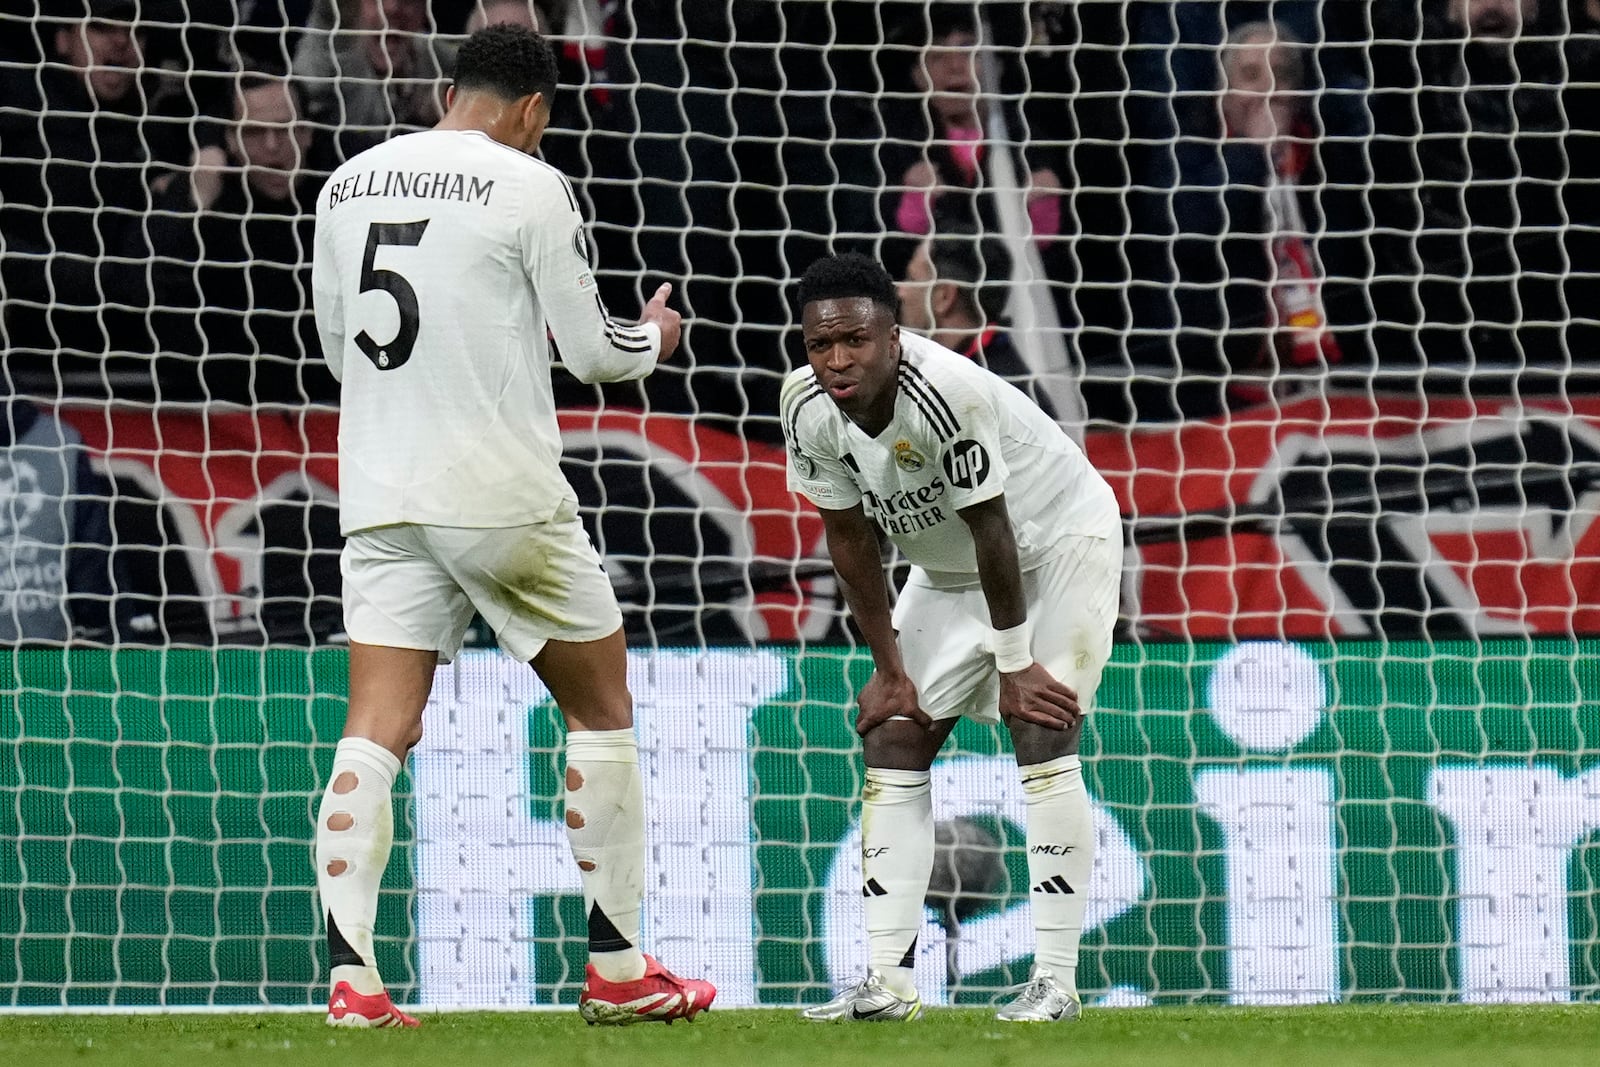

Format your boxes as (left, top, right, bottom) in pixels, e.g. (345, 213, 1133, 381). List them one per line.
(991, 620, 1034, 674)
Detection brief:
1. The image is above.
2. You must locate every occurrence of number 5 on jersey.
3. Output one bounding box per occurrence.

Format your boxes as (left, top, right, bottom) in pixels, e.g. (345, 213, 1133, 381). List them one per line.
(355, 220, 430, 370)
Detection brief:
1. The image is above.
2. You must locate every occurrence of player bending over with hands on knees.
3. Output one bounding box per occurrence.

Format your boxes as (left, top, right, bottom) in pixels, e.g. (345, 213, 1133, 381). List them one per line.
(309, 24, 713, 1028)
(781, 254, 1122, 1023)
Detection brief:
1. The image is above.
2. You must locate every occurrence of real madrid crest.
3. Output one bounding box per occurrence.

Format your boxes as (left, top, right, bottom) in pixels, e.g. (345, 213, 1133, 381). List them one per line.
(894, 439, 925, 472)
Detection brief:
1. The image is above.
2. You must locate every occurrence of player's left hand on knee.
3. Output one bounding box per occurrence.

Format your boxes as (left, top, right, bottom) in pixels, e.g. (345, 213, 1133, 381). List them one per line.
(999, 664, 1081, 730)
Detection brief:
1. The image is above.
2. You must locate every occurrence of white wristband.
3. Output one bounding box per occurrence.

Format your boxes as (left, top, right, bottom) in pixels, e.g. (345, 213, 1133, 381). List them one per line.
(991, 620, 1034, 674)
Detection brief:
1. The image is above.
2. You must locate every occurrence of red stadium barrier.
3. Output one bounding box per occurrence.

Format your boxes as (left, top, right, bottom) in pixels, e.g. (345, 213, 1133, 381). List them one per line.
(58, 393, 1600, 642)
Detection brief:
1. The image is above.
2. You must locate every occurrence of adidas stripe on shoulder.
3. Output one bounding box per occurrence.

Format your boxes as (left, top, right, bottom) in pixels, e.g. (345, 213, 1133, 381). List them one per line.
(896, 362, 960, 442)
(781, 371, 826, 445)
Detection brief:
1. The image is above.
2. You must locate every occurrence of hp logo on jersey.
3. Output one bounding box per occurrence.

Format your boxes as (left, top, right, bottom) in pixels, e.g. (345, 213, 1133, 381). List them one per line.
(941, 440, 991, 489)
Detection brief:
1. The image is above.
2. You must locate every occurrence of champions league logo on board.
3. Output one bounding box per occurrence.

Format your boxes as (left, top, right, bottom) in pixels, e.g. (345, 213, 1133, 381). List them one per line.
(0, 456, 45, 538)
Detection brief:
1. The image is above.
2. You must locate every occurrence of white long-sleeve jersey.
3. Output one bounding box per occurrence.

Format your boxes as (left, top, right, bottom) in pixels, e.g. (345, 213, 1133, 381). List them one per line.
(312, 128, 659, 534)
(782, 331, 1120, 588)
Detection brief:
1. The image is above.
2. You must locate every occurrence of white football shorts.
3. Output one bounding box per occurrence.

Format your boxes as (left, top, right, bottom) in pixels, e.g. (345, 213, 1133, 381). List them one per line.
(340, 508, 623, 664)
(890, 533, 1123, 723)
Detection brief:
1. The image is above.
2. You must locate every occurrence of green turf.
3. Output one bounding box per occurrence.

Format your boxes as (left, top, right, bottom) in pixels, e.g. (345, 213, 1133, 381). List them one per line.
(0, 1005, 1595, 1067)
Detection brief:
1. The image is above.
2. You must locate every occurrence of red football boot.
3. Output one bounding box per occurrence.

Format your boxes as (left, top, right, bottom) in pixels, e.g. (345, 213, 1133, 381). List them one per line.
(326, 981, 420, 1028)
(578, 954, 717, 1025)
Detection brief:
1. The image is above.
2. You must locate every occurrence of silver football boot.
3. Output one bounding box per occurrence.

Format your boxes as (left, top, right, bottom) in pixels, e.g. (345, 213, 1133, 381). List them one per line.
(994, 966, 1082, 1023)
(801, 969, 923, 1022)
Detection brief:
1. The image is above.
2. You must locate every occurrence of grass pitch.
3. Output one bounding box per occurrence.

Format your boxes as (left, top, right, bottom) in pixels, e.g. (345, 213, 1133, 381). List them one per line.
(0, 1004, 1595, 1067)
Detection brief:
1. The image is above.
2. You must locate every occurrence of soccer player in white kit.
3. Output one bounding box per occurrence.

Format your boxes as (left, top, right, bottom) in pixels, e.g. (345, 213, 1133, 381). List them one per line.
(782, 254, 1122, 1023)
(309, 25, 714, 1027)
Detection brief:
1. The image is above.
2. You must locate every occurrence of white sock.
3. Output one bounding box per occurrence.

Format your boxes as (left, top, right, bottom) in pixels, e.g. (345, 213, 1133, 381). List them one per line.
(862, 767, 933, 1000)
(565, 729, 647, 983)
(1021, 754, 1094, 995)
(316, 736, 401, 996)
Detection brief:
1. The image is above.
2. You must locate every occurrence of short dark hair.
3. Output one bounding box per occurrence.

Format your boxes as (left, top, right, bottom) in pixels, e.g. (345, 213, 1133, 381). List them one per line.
(925, 220, 1012, 323)
(452, 23, 558, 103)
(798, 253, 900, 318)
(232, 69, 303, 118)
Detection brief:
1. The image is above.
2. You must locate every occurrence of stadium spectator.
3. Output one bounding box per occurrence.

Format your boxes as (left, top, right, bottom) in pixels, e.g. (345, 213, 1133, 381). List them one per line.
(877, 4, 1066, 250)
(985, 2, 1162, 429)
(140, 72, 337, 405)
(0, 0, 188, 392)
(0, 391, 122, 645)
(604, 1, 883, 432)
(1112, 0, 1374, 422)
(1363, 0, 1600, 390)
(432, 3, 541, 78)
(219, 0, 320, 69)
(1166, 21, 1371, 411)
(897, 220, 1061, 419)
(1127, 0, 1367, 146)
(870, 4, 1142, 428)
(293, 0, 445, 159)
(464, 0, 540, 32)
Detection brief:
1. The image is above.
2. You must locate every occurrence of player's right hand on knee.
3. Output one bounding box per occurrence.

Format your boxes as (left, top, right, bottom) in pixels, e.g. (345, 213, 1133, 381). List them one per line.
(854, 670, 932, 736)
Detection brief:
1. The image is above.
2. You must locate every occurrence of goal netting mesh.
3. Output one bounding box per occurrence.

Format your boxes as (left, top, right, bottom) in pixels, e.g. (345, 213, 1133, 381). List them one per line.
(2, 0, 1598, 1009)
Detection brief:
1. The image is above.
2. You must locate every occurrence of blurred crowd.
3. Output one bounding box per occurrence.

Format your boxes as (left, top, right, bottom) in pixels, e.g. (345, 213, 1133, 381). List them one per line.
(4, 0, 1599, 425)
(5, 0, 1600, 643)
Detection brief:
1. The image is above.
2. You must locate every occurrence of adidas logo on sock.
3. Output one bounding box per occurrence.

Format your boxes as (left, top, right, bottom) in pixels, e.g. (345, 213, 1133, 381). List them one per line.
(1032, 875, 1075, 895)
(863, 878, 889, 898)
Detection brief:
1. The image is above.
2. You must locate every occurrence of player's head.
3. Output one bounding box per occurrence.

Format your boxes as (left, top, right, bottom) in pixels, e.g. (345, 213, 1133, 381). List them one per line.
(446, 23, 559, 153)
(899, 220, 1012, 333)
(798, 253, 903, 428)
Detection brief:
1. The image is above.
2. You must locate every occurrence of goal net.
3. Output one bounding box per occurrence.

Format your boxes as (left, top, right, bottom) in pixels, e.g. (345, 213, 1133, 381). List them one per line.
(2, 0, 1598, 1009)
